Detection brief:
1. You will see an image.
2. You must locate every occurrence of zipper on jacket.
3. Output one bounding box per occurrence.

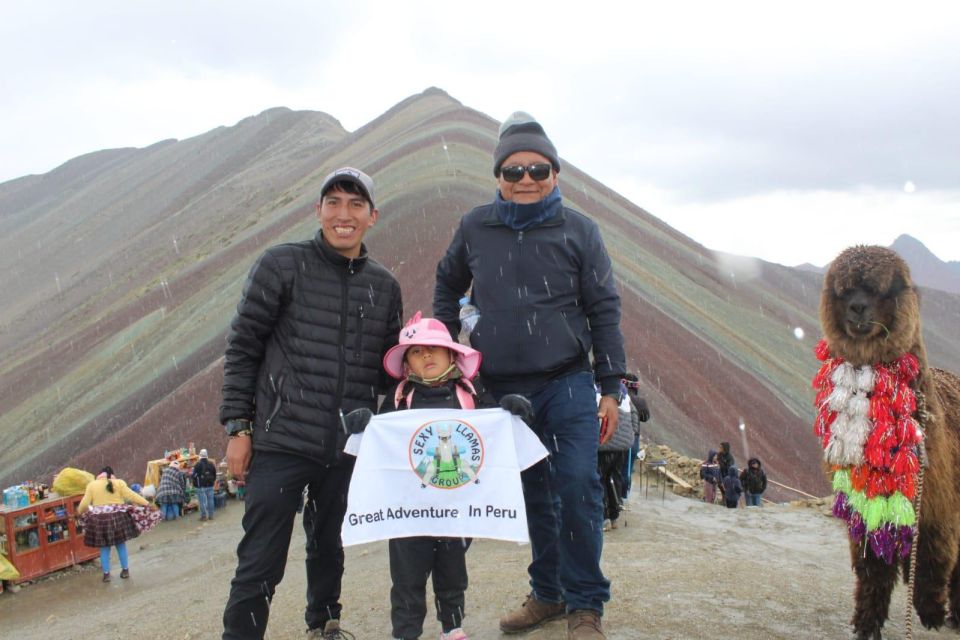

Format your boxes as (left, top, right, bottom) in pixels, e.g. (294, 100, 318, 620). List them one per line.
(516, 229, 525, 363)
(335, 272, 349, 412)
(354, 304, 365, 360)
(264, 374, 285, 431)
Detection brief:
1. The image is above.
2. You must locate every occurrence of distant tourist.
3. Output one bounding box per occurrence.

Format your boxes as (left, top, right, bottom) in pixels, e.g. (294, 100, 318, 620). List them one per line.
(716, 441, 735, 502)
(219, 167, 403, 640)
(155, 460, 186, 520)
(597, 380, 635, 531)
(619, 373, 650, 501)
(434, 111, 626, 640)
(77, 466, 160, 582)
(191, 449, 217, 521)
(740, 457, 768, 507)
(721, 467, 743, 509)
(699, 450, 721, 504)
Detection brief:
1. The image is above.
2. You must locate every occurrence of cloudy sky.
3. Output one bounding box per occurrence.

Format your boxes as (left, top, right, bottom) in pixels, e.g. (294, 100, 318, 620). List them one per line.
(2, 1, 958, 266)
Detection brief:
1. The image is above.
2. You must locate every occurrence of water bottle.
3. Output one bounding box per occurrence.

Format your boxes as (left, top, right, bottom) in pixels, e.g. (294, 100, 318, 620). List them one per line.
(458, 296, 480, 340)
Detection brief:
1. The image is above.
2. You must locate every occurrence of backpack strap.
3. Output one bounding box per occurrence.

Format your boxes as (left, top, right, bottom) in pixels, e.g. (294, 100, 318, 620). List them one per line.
(455, 379, 476, 410)
(394, 381, 415, 409)
(394, 379, 477, 410)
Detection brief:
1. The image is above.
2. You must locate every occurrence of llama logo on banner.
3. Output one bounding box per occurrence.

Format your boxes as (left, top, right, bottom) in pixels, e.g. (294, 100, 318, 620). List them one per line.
(410, 420, 484, 489)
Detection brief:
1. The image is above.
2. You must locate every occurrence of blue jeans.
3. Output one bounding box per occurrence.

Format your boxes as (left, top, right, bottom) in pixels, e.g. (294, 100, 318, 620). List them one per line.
(100, 542, 128, 573)
(162, 502, 181, 520)
(197, 486, 215, 518)
(505, 371, 610, 613)
(745, 493, 763, 507)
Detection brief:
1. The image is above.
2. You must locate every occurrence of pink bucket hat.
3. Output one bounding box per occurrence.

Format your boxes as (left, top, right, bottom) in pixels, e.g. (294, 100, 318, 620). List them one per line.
(383, 312, 482, 380)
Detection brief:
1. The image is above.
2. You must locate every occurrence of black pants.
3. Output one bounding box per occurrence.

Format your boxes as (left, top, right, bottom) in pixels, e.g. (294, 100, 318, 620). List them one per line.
(598, 451, 627, 522)
(389, 536, 472, 639)
(222, 451, 353, 639)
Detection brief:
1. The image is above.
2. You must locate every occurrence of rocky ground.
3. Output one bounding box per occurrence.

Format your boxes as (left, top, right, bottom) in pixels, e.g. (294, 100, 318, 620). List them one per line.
(1, 470, 949, 640)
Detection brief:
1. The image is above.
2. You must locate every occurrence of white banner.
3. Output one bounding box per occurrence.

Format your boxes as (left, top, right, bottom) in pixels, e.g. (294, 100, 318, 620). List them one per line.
(342, 408, 548, 546)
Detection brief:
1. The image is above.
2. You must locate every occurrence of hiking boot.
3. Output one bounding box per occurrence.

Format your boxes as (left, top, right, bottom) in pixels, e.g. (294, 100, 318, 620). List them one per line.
(306, 619, 355, 639)
(567, 610, 605, 639)
(602, 519, 611, 532)
(609, 518, 619, 530)
(499, 594, 565, 633)
(120, 568, 130, 579)
(102, 572, 110, 582)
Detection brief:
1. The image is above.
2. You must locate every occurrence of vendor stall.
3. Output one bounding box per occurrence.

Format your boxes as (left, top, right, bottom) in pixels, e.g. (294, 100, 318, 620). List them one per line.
(144, 455, 200, 490)
(0, 494, 98, 583)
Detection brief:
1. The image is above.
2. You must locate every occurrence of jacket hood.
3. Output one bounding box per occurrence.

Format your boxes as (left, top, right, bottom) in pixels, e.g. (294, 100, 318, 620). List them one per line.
(747, 457, 762, 469)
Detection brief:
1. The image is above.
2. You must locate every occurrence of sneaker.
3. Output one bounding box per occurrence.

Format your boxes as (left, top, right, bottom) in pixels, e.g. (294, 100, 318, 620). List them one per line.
(102, 572, 110, 582)
(120, 568, 130, 579)
(499, 594, 565, 633)
(439, 628, 468, 640)
(567, 609, 605, 639)
(306, 619, 356, 639)
(602, 519, 611, 532)
(200, 515, 207, 521)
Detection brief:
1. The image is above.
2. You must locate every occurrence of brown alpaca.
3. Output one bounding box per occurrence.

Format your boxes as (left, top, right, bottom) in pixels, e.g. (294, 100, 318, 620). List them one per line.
(819, 245, 960, 639)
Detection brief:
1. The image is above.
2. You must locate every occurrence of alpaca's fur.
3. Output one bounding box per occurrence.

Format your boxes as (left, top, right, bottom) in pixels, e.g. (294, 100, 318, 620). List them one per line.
(820, 245, 960, 639)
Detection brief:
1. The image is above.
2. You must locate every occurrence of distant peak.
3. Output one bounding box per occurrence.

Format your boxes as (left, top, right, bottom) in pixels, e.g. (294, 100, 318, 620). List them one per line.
(890, 234, 939, 259)
(421, 86, 452, 98)
(256, 106, 293, 117)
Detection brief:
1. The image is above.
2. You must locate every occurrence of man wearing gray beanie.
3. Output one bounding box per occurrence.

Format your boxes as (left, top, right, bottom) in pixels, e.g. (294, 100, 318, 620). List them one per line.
(434, 112, 625, 640)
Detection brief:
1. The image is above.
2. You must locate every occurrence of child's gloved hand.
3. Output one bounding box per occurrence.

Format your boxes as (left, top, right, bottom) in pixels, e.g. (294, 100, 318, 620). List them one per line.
(343, 408, 373, 434)
(499, 394, 534, 426)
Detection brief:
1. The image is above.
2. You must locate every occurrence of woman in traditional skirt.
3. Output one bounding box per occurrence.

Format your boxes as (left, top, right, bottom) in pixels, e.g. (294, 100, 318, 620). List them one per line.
(77, 466, 161, 582)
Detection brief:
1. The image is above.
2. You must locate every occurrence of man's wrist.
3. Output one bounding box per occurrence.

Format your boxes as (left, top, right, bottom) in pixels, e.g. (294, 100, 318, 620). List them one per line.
(224, 419, 253, 437)
(599, 377, 621, 397)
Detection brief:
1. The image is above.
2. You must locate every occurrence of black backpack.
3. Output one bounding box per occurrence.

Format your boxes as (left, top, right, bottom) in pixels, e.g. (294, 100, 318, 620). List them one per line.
(197, 460, 217, 486)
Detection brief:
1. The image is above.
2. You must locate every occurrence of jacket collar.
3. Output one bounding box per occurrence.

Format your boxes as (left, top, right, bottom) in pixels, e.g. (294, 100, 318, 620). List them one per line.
(481, 198, 566, 228)
(314, 230, 368, 274)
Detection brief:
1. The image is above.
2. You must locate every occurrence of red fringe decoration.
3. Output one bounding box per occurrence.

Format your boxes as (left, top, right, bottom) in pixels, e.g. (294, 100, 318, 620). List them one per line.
(815, 339, 831, 362)
(812, 339, 924, 512)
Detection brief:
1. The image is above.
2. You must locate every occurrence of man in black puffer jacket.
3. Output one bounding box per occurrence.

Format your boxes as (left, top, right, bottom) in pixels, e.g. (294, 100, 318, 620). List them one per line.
(220, 167, 403, 640)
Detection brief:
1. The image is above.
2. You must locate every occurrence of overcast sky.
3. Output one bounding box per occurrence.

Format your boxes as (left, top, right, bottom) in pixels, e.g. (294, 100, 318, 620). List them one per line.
(2, 1, 958, 266)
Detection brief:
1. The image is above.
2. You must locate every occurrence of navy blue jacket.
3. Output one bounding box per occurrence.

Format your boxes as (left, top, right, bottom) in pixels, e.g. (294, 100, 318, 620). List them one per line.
(433, 201, 625, 395)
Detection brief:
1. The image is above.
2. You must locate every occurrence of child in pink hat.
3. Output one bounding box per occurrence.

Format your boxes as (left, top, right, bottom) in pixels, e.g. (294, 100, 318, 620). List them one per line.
(373, 311, 533, 640)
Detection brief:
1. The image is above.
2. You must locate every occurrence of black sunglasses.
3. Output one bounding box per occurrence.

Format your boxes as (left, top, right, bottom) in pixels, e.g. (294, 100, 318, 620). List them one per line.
(500, 163, 552, 183)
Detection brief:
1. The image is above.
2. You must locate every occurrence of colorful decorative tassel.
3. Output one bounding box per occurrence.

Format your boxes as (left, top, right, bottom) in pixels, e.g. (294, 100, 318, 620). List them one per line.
(812, 339, 923, 565)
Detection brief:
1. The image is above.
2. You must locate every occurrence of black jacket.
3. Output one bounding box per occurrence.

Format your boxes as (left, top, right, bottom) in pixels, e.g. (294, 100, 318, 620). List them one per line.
(433, 201, 625, 395)
(191, 458, 218, 489)
(722, 467, 742, 503)
(220, 231, 403, 464)
(718, 442, 735, 479)
(740, 458, 768, 494)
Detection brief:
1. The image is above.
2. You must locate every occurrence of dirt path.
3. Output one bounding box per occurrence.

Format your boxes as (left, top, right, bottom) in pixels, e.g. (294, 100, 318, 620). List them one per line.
(0, 488, 944, 639)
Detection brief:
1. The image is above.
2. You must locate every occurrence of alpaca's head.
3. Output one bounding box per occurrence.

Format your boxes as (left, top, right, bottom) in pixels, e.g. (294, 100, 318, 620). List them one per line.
(820, 245, 923, 366)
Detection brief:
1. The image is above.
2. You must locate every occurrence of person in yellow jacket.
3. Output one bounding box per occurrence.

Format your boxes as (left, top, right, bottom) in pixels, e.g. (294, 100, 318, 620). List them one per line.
(77, 466, 161, 582)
